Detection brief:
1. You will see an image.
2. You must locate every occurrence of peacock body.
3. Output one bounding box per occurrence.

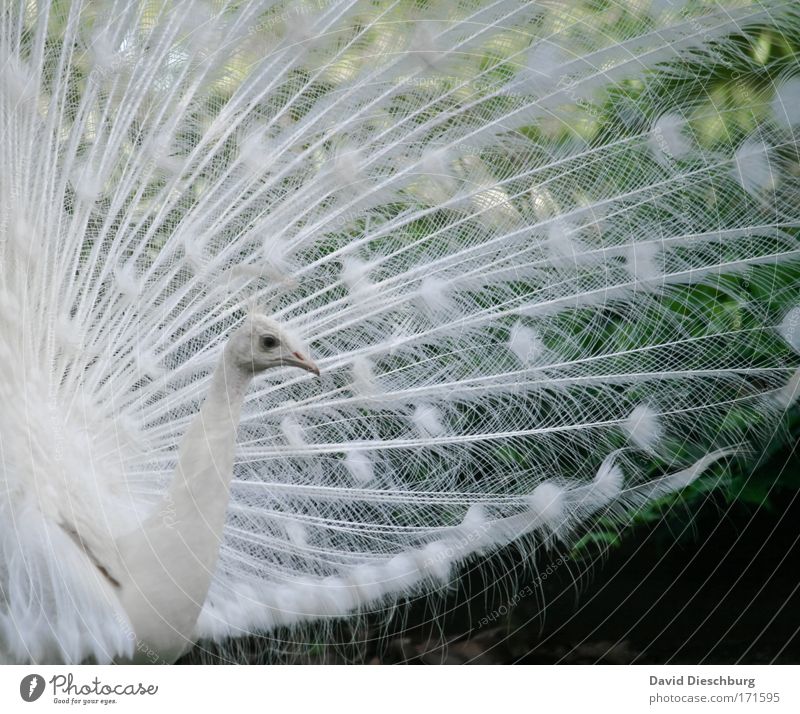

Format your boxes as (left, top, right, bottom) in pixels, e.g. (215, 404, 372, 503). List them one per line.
(0, 0, 798, 663)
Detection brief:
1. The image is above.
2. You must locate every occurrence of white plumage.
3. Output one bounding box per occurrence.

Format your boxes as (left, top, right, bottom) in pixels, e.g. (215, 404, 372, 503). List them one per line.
(0, 0, 799, 664)
(624, 404, 663, 452)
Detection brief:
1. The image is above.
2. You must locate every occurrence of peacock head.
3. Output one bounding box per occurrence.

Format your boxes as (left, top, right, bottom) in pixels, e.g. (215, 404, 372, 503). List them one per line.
(226, 314, 320, 376)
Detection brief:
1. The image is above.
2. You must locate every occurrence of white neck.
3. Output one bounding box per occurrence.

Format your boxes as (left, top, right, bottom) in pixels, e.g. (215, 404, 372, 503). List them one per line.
(114, 351, 253, 662)
(167, 355, 253, 538)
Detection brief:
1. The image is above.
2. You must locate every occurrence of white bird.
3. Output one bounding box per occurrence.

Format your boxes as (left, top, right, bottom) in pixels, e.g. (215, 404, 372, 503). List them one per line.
(0, 0, 798, 664)
(112, 316, 319, 663)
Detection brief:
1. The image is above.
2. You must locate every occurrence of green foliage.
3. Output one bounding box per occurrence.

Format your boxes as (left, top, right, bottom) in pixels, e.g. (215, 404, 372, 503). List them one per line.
(541, 10, 800, 559)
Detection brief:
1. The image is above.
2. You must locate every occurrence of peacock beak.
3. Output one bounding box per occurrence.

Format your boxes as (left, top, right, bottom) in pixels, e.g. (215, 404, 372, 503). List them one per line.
(286, 350, 321, 376)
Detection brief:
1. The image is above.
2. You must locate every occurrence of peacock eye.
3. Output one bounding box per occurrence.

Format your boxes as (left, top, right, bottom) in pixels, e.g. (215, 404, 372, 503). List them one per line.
(260, 335, 278, 350)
